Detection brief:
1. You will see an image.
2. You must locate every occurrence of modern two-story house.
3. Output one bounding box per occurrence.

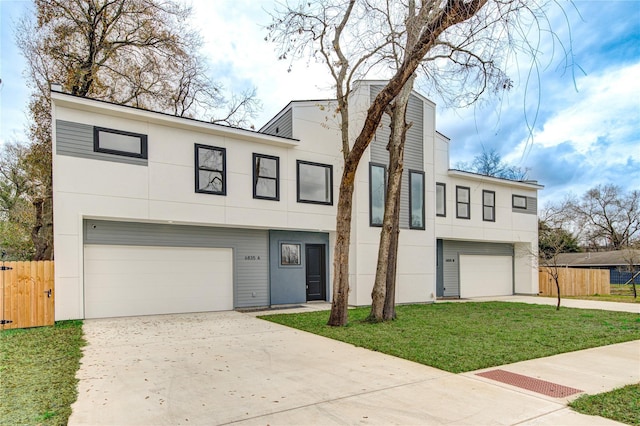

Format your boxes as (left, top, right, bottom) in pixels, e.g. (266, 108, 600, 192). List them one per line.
(51, 80, 541, 320)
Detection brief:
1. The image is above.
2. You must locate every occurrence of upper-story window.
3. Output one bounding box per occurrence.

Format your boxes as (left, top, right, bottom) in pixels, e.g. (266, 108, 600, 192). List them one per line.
(436, 182, 446, 217)
(483, 190, 496, 222)
(456, 186, 471, 219)
(253, 153, 279, 201)
(195, 144, 226, 195)
(94, 127, 147, 159)
(297, 160, 333, 205)
(409, 170, 425, 230)
(513, 195, 527, 209)
(370, 163, 386, 226)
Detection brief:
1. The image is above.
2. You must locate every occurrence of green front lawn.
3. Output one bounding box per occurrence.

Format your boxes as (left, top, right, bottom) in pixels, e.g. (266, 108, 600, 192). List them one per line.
(260, 302, 640, 373)
(0, 321, 85, 425)
(570, 383, 640, 425)
(558, 284, 639, 303)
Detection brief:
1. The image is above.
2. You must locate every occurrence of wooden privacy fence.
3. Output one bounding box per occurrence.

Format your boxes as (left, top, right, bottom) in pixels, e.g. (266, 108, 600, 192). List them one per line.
(539, 267, 610, 296)
(0, 261, 55, 330)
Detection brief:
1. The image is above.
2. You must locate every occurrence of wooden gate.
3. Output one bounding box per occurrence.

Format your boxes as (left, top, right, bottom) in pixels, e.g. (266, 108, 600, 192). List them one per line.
(539, 267, 610, 296)
(0, 261, 55, 330)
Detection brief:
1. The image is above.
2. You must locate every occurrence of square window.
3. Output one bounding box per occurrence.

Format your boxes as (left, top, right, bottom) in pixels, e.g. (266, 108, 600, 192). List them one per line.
(195, 144, 226, 195)
(513, 195, 528, 209)
(436, 182, 446, 217)
(280, 243, 301, 265)
(409, 170, 425, 229)
(483, 190, 495, 222)
(456, 186, 470, 219)
(297, 160, 333, 205)
(253, 154, 279, 200)
(370, 163, 386, 226)
(94, 127, 147, 158)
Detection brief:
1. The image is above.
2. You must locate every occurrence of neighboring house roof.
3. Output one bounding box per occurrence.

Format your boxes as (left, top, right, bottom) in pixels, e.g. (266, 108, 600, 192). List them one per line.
(556, 250, 640, 267)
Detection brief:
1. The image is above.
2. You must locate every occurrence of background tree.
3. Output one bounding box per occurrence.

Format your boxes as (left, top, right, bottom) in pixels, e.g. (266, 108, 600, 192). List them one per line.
(269, 0, 565, 325)
(568, 184, 640, 251)
(538, 205, 581, 310)
(14, 0, 260, 260)
(455, 146, 529, 180)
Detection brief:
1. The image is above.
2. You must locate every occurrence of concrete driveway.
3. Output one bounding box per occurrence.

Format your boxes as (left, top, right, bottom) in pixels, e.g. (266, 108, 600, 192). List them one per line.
(69, 309, 633, 425)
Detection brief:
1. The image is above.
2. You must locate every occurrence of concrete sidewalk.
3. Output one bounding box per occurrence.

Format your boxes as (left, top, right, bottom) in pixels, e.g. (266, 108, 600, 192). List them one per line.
(69, 298, 639, 426)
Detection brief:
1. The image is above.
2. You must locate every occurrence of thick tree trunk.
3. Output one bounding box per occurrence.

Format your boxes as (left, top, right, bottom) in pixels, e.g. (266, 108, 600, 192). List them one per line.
(383, 192, 401, 321)
(327, 163, 357, 326)
(31, 192, 54, 260)
(369, 77, 413, 322)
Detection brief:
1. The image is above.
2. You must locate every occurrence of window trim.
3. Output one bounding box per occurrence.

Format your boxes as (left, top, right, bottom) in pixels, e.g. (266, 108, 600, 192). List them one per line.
(483, 190, 496, 222)
(93, 126, 147, 159)
(409, 169, 425, 230)
(369, 162, 387, 227)
(296, 160, 333, 205)
(436, 182, 446, 217)
(456, 185, 471, 219)
(513, 194, 528, 209)
(195, 143, 226, 196)
(253, 153, 280, 201)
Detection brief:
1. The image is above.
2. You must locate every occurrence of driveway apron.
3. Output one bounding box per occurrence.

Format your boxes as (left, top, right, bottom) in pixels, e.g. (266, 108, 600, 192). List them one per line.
(69, 310, 633, 425)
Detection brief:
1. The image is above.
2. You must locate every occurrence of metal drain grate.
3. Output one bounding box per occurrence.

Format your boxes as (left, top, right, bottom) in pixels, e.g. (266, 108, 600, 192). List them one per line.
(476, 369, 583, 398)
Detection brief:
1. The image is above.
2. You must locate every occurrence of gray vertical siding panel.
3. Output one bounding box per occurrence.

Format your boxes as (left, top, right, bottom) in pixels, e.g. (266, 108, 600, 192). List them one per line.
(56, 120, 148, 166)
(513, 196, 538, 215)
(370, 86, 424, 229)
(262, 109, 293, 139)
(441, 240, 514, 297)
(84, 220, 269, 307)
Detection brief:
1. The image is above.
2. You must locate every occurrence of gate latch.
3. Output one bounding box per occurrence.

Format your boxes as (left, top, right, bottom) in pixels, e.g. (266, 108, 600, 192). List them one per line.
(44, 289, 52, 298)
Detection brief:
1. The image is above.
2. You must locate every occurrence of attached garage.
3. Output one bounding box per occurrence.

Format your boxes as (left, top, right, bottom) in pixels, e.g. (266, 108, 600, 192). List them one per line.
(81, 219, 270, 319)
(459, 254, 512, 298)
(84, 245, 233, 318)
(438, 240, 514, 298)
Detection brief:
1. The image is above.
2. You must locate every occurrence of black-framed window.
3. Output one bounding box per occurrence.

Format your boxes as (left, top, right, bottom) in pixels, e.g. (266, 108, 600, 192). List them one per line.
(456, 186, 470, 219)
(369, 163, 386, 226)
(513, 195, 528, 209)
(483, 190, 496, 222)
(297, 160, 333, 205)
(195, 144, 226, 195)
(93, 126, 147, 158)
(280, 243, 301, 266)
(409, 170, 425, 230)
(253, 153, 279, 200)
(436, 182, 446, 217)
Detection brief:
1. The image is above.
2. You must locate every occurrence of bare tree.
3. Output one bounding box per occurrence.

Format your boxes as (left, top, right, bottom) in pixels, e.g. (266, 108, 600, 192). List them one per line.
(269, 0, 564, 325)
(455, 146, 529, 180)
(13, 0, 260, 259)
(538, 205, 581, 310)
(620, 245, 639, 299)
(569, 185, 640, 251)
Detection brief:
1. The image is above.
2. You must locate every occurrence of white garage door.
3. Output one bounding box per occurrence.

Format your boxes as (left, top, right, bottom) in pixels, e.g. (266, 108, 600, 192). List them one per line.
(459, 255, 512, 298)
(84, 245, 233, 319)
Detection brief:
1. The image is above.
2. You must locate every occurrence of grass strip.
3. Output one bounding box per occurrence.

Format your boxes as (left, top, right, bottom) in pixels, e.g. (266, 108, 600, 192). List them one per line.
(260, 302, 640, 373)
(0, 321, 85, 426)
(570, 383, 640, 425)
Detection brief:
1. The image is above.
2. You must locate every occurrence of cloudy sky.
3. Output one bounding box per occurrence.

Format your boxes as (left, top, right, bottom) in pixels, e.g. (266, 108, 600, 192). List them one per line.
(1, 0, 638, 207)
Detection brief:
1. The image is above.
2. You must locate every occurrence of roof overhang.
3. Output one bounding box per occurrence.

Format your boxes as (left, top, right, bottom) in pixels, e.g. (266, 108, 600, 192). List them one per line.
(448, 169, 544, 191)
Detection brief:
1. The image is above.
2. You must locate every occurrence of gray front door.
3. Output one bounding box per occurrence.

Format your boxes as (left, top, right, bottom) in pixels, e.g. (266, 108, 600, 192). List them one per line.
(305, 244, 326, 301)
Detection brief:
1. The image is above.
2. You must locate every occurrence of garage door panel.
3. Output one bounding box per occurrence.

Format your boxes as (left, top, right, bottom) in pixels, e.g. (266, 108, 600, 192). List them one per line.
(84, 245, 233, 318)
(459, 255, 512, 298)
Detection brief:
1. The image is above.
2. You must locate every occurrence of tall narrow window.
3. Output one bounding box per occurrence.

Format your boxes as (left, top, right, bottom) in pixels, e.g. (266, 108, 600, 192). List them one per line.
(94, 127, 147, 158)
(297, 160, 333, 205)
(409, 170, 425, 230)
(436, 182, 446, 217)
(253, 153, 279, 200)
(195, 144, 226, 195)
(456, 186, 470, 219)
(483, 190, 496, 222)
(369, 163, 386, 226)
